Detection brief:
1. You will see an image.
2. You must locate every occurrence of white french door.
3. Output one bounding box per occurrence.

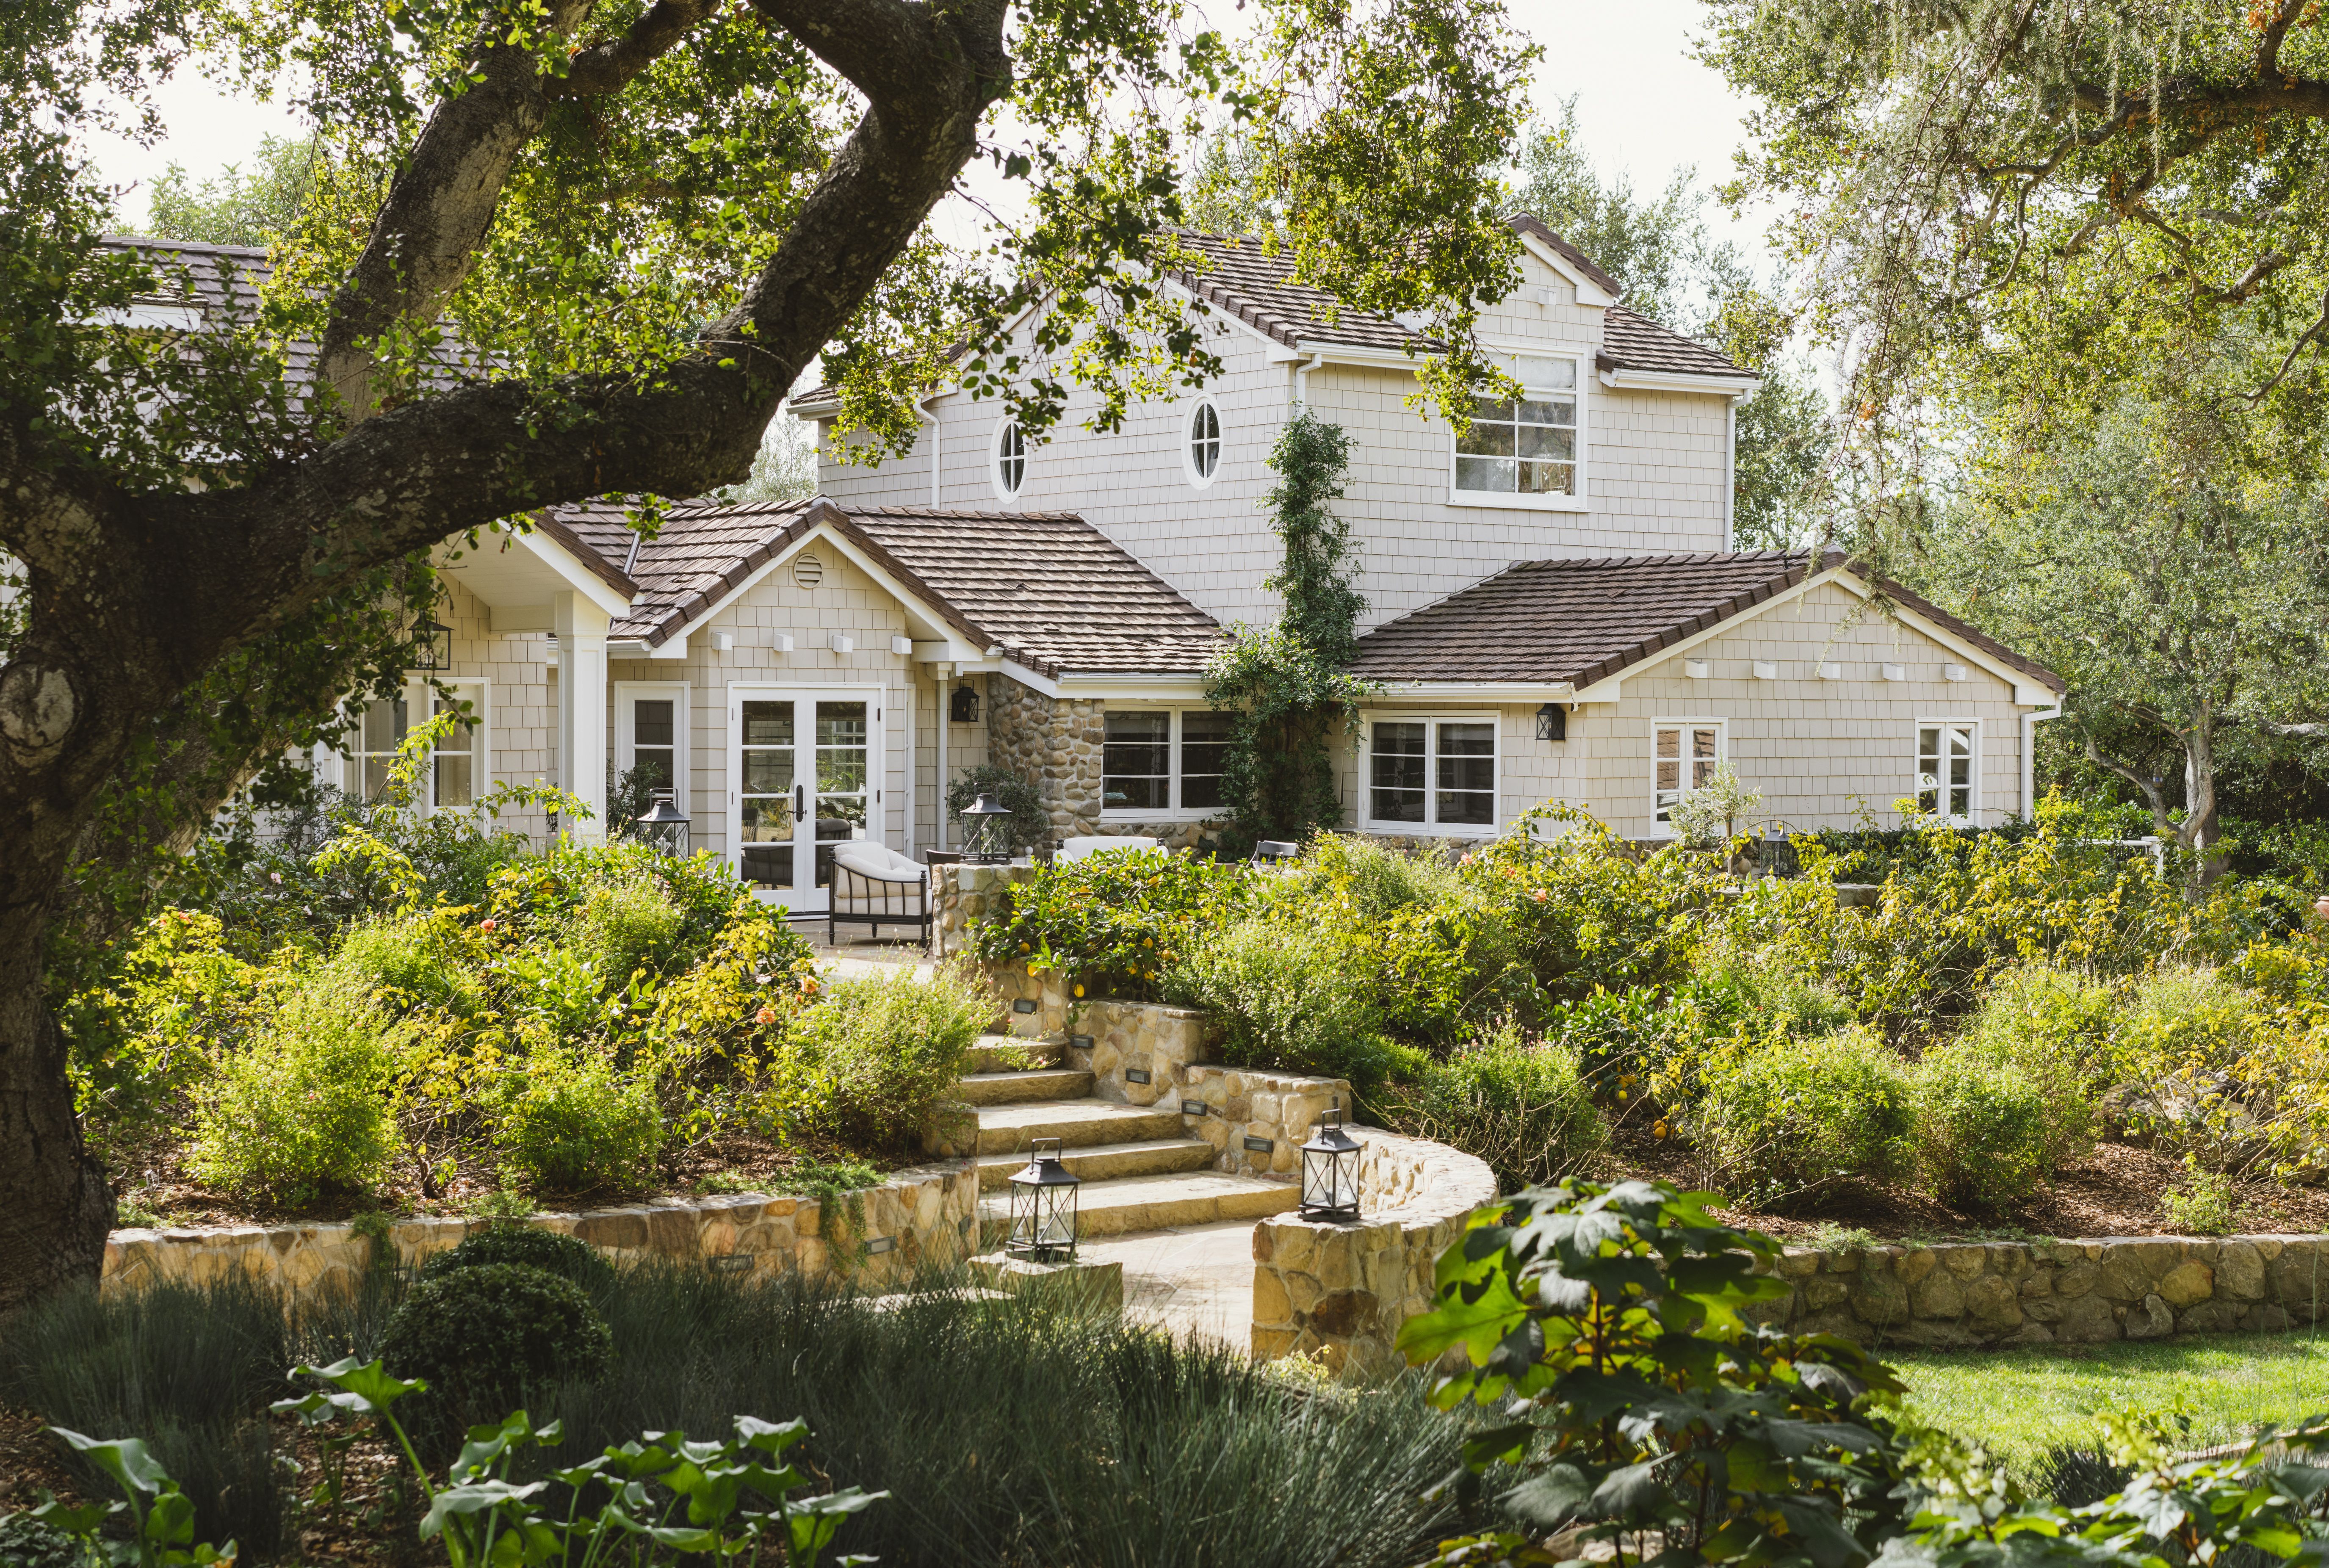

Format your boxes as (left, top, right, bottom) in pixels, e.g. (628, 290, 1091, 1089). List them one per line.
(728, 686, 883, 913)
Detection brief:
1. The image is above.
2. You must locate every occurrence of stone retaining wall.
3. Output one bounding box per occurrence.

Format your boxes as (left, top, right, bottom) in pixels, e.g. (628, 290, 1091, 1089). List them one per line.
(1250, 1128, 1498, 1378)
(1181, 1062, 1354, 1179)
(100, 1161, 981, 1303)
(1759, 1234, 2329, 1347)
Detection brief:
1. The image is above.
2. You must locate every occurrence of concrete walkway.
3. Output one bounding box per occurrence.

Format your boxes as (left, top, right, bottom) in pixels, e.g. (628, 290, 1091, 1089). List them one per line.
(1077, 1219, 1256, 1350)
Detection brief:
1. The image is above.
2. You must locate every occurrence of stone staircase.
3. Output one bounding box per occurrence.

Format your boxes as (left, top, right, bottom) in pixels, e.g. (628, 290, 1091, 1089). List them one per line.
(960, 1037, 1300, 1239)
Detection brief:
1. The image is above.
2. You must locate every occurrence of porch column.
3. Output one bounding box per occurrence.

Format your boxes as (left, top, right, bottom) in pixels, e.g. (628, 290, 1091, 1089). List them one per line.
(555, 591, 611, 843)
(932, 664, 952, 850)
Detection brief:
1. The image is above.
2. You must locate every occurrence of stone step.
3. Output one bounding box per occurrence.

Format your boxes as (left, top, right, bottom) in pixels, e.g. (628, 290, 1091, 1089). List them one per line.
(974, 1098, 1184, 1156)
(967, 1035, 1062, 1074)
(977, 1170, 1299, 1239)
(975, 1137, 1214, 1191)
(956, 1068, 1093, 1106)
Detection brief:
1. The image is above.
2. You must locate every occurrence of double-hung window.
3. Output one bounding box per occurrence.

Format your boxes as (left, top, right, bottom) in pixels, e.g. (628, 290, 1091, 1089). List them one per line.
(343, 681, 488, 811)
(617, 683, 688, 807)
(1367, 718, 1498, 832)
(1652, 720, 1723, 830)
(1453, 354, 1582, 504)
(1917, 722, 1977, 821)
(1101, 710, 1232, 816)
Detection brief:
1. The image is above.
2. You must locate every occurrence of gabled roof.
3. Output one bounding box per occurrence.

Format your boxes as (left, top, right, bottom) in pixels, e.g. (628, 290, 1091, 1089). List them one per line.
(1348, 550, 2065, 694)
(1507, 213, 1624, 299)
(1163, 230, 1429, 354)
(553, 497, 1221, 678)
(1598, 307, 1752, 380)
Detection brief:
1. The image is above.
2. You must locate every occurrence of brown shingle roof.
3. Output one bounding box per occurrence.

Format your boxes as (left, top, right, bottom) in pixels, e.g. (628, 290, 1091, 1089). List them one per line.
(1598, 306, 1753, 381)
(1163, 231, 1429, 354)
(1349, 550, 2065, 694)
(1507, 214, 1624, 299)
(556, 497, 1220, 678)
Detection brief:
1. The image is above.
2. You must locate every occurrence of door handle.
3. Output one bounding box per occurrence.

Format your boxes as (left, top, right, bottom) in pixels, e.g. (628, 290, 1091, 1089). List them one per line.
(795, 782, 805, 819)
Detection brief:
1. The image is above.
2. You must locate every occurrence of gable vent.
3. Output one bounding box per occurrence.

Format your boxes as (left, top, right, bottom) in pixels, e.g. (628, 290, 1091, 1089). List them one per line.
(794, 553, 824, 590)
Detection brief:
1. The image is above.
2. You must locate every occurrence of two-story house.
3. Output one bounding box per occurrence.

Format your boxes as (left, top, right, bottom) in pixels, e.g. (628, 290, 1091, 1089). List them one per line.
(86, 221, 2060, 919)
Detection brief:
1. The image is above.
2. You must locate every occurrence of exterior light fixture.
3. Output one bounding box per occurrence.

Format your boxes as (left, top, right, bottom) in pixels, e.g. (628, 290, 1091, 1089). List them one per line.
(1535, 701, 1567, 742)
(960, 791, 1015, 865)
(950, 682, 982, 724)
(636, 798, 691, 857)
(1298, 1100, 1364, 1222)
(1006, 1137, 1080, 1262)
(412, 616, 454, 672)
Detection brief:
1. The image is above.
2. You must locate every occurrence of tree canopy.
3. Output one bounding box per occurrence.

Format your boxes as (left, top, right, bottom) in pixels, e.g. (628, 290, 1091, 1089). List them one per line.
(0, 0, 1538, 1308)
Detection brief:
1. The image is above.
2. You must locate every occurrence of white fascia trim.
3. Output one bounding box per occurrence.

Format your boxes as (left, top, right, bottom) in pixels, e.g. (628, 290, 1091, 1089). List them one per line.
(1292, 341, 1429, 371)
(1515, 231, 1618, 308)
(1598, 367, 1761, 396)
(1055, 672, 1212, 702)
(665, 523, 957, 650)
(1362, 681, 1577, 703)
(516, 526, 635, 619)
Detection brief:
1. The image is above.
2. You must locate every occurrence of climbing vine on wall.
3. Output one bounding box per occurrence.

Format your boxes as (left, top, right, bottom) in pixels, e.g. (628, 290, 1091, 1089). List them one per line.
(1205, 412, 1377, 847)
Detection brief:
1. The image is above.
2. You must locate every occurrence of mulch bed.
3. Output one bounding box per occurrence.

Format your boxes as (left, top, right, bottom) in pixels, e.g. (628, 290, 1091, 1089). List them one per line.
(1649, 1140, 2329, 1247)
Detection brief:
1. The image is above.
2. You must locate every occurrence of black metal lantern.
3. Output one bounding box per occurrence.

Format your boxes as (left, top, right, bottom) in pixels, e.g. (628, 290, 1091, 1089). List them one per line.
(960, 790, 1015, 865)
(1535, 701, 1567, 742)
(949, 681, 981, 724)
(412, 616, 454, 672)
(1006, 1137, 1080, 1262)
(636, 798, 691, 856)
(1299, 1100, 1364, 1222)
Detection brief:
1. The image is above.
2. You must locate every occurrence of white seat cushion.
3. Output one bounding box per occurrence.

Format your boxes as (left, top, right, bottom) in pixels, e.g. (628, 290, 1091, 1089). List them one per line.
(833, 842, 923, 882)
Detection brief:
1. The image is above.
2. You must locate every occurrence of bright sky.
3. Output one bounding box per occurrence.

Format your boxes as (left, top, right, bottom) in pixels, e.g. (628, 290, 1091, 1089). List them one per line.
(83, 0, 1767, 259)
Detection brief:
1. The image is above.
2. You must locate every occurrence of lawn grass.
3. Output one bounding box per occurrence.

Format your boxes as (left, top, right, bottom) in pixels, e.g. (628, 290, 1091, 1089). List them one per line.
(1889, 1334, 2329, 1475)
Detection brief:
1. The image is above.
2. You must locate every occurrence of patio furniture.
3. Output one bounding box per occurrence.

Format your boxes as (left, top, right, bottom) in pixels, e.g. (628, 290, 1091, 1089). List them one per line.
(1250, 839, 1300, 868)
(829, 842, 932, 949)
(1056, 835, 1161, 863)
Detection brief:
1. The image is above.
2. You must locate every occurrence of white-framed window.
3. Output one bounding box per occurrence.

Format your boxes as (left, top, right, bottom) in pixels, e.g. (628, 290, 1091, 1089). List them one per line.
(342, 680, 489, 811)
(1183, 398, 1223, 488)
(1366, 716, 1499, 833)
(1451, 352, 1584, 509)
(1652, 719, 1724, 830)
(991, 417, 1026, 500)
(1100, 708, 1233, 817)
(1917, 720, 1978, 821)
(616, 681, 689, 808)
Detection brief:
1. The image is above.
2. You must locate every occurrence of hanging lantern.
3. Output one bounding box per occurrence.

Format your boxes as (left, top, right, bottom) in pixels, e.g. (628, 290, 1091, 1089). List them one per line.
(960, 790, 1015, 865)
(1298, 1100, 1364, 1222)
(1006, 1137, 1079, 1263)
(412, 616, 454, 672)
(949, 681, 981, 724)
(636, 798, 691, 856)
(1535, 701, 1567, 742)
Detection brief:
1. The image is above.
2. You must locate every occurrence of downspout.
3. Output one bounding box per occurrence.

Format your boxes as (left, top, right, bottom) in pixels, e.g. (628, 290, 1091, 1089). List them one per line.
(1722, 395, 1738, 553)
(2022, 702, 2063, 822)
(1292, 351, 1325, 410)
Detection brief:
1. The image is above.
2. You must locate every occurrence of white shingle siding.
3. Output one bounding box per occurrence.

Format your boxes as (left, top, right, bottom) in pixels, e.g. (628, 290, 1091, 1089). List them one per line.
(811, 248, 1734, 633)
(1333, 583, 2033, 841)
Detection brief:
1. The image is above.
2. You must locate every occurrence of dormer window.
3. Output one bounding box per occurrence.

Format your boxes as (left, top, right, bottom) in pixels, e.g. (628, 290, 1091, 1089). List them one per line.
(1184, 398, 1222, 489)
(1452, 354, 1581, 504)
(992, 418, 1026, 499)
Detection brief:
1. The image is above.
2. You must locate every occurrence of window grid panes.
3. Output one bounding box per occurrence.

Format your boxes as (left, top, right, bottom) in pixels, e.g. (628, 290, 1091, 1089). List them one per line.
(1189, 402, 1221, 479)
(1654, 724, 1721, 826)
(1455, 356, 1577, 496)
(631, 698, 675, 802)
(1369, 719, 1496, 829)
(996, 422, 1026, 495)
(1919, 724, 1975, 819)
(1100, 710, 1234, 815)
(347, 683, 483, 810)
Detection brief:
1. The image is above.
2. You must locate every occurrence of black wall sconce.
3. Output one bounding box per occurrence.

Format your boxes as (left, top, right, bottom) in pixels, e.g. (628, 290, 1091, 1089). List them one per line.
(1535, 701, 1568, 742)
(950, 681, 981, 724)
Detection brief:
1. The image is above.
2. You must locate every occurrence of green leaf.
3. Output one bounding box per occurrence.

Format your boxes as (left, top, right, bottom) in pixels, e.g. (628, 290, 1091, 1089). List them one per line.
(51, 1430, 173, 1497)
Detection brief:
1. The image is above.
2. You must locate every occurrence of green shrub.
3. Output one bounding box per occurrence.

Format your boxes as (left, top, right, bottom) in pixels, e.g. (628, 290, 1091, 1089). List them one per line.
(188, 968, 407, 1202)
(1161, 918, 1399, 1093)
(773, 965, 989, 1149)
(969, 846, 1251, 1002)
(1952, 963, 2112, 1164)
(494, 1048, 665, 1195)
(1912, 1045, 2052, 1213)
(378, 1262, 612, 1439)
(331, 909, 485, 1015)
(566, 871, 693, 985)
(421, 1224, 617, 1293)
(945, 763, 1046, 855)
(1689, 1030, 1915, 1208)
(2163, 1156, 2240, 1235)
(1376, 1024, 1607, 1191)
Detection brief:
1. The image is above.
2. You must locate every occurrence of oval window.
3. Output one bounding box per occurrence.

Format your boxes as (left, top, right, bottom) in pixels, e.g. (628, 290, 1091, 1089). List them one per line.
(993, 419, 1026, 499)
(1187, 400, 1222, 487)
